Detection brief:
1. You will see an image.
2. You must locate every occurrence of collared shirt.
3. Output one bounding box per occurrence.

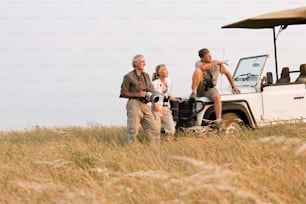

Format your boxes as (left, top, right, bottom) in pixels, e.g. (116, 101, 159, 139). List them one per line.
(152, 77, 172, 109)
(120, 70, 154, 98)
(195, 60, 226, 86)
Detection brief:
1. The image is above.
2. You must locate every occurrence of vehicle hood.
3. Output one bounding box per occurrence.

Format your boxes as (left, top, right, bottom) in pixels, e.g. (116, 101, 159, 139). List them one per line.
(219, 86, 258, 95)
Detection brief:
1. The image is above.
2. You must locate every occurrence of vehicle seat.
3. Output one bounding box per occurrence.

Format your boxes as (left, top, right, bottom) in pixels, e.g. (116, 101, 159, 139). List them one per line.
(295, 64, 306, 83)
(277, 67, 290, 84)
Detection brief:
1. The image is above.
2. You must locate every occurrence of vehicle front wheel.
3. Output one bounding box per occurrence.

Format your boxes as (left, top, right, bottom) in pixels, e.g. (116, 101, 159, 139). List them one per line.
(222, 112, 244, 133)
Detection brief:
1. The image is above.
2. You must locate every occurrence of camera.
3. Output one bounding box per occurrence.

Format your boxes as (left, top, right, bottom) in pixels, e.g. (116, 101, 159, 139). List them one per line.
(204, 79, 214, 91)
(143, 89, 160, 103)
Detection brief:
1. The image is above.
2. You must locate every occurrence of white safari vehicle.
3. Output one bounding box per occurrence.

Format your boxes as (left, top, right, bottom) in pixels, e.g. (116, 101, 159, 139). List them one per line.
(172, 7, 306, 129)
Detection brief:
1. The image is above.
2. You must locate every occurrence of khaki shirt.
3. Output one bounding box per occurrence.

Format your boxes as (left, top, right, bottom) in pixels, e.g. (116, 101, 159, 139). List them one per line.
(195, 60, 226, 86)
(120, 70, 155, 98)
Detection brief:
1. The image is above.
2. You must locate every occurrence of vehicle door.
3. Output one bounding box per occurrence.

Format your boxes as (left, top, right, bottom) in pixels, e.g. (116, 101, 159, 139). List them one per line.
(261, 83, 306, 122)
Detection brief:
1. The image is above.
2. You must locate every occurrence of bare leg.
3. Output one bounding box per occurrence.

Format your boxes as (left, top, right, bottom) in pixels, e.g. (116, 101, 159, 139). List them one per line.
(211, 93, 222, 120)
(191, 68, 203, 93)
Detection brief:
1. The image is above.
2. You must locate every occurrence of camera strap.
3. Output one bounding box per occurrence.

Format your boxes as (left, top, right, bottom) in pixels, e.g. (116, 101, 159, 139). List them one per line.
(134, 70, 148, 89)
(202, 69, 214, 92)
(203, 69, 213, 81)
(142, 72, 148, 88)
(208, 69, 213, 80)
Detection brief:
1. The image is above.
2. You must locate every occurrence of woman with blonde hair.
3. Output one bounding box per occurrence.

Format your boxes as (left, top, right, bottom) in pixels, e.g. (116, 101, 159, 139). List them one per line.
(152, 64, 182, 141)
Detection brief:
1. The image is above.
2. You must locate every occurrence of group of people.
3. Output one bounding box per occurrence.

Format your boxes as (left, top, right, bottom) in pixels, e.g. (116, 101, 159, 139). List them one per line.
(119, 48, 240, 145)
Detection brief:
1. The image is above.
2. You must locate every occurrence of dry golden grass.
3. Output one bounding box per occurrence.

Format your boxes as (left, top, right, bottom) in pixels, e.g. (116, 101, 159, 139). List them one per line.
(0, 123, 305, 203)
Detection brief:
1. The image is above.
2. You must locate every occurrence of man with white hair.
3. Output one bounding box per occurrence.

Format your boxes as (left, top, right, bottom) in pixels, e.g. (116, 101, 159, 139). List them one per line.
(120, 54, 160, 144)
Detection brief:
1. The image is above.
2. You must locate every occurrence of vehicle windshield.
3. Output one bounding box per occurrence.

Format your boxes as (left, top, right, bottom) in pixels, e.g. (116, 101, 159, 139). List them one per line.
(233, 55, 268, 86)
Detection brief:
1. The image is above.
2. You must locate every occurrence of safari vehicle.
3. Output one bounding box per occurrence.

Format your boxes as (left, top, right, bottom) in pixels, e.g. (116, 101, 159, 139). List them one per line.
(172, 7, 306, 129)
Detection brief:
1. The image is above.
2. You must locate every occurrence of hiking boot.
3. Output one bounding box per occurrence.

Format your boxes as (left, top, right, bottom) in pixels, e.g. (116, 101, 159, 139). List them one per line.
(211, 119, 223, 131)
(189, 91, 196, 101)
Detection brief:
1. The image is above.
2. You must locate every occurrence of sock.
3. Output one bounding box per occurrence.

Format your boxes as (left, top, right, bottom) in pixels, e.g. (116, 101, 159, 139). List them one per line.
(216, 118, 222, 123)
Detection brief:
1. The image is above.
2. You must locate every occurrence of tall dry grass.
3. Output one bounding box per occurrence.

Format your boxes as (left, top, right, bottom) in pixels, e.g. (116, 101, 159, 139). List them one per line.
(0, 123, 305, 203)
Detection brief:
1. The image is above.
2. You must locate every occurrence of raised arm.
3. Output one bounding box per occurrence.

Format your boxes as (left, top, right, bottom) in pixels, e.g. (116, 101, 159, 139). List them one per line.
(223, 67, 240, 94)
(198, 60, 228, 71)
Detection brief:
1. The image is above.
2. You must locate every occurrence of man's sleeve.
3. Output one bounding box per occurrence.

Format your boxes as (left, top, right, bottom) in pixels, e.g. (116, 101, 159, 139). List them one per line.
(195, 60, 202, 68)
(220, 65, 227, 75)
(119, 75, 129, 98)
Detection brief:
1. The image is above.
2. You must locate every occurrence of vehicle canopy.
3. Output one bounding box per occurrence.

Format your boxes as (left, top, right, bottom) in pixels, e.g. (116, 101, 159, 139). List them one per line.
(222, 7, 306, 80)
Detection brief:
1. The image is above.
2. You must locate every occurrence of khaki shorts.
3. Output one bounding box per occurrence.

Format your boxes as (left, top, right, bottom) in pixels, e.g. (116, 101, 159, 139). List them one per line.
(197, 81, 219, 99)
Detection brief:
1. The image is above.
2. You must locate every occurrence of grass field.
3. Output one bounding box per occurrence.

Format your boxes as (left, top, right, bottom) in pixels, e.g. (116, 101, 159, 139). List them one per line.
(0, 123, 305, 203)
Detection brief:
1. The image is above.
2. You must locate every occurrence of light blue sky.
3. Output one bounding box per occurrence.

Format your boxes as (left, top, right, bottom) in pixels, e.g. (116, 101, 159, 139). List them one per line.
(0, 0, 305, 130)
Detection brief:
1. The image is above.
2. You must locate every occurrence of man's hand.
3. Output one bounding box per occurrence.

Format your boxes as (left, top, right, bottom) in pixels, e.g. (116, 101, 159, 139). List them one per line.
(232, 87, 240, 94)
(136, 91, 147, 98)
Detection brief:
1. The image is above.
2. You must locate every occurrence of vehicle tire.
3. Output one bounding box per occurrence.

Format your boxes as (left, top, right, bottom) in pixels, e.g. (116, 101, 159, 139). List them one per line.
(222, 112, 244, 133)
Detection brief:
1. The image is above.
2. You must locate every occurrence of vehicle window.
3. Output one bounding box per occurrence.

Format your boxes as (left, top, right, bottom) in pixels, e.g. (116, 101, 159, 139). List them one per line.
(233, 55, 268, 86)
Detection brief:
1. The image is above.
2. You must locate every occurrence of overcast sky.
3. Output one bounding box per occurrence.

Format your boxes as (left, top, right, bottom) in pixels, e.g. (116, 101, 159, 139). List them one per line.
(0, 0, 305, 130)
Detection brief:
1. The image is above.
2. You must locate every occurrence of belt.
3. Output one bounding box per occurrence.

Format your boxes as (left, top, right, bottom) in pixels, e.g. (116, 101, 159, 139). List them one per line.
(133, 97, 148, 104)
(140, 99, 148, 104)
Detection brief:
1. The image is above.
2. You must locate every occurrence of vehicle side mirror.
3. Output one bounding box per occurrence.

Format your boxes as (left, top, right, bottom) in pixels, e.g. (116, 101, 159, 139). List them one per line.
(266, 72, 273, 85)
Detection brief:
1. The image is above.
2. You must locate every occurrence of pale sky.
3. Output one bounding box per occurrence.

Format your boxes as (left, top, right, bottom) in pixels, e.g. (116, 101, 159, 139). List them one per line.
(0, 0, 305, 130)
